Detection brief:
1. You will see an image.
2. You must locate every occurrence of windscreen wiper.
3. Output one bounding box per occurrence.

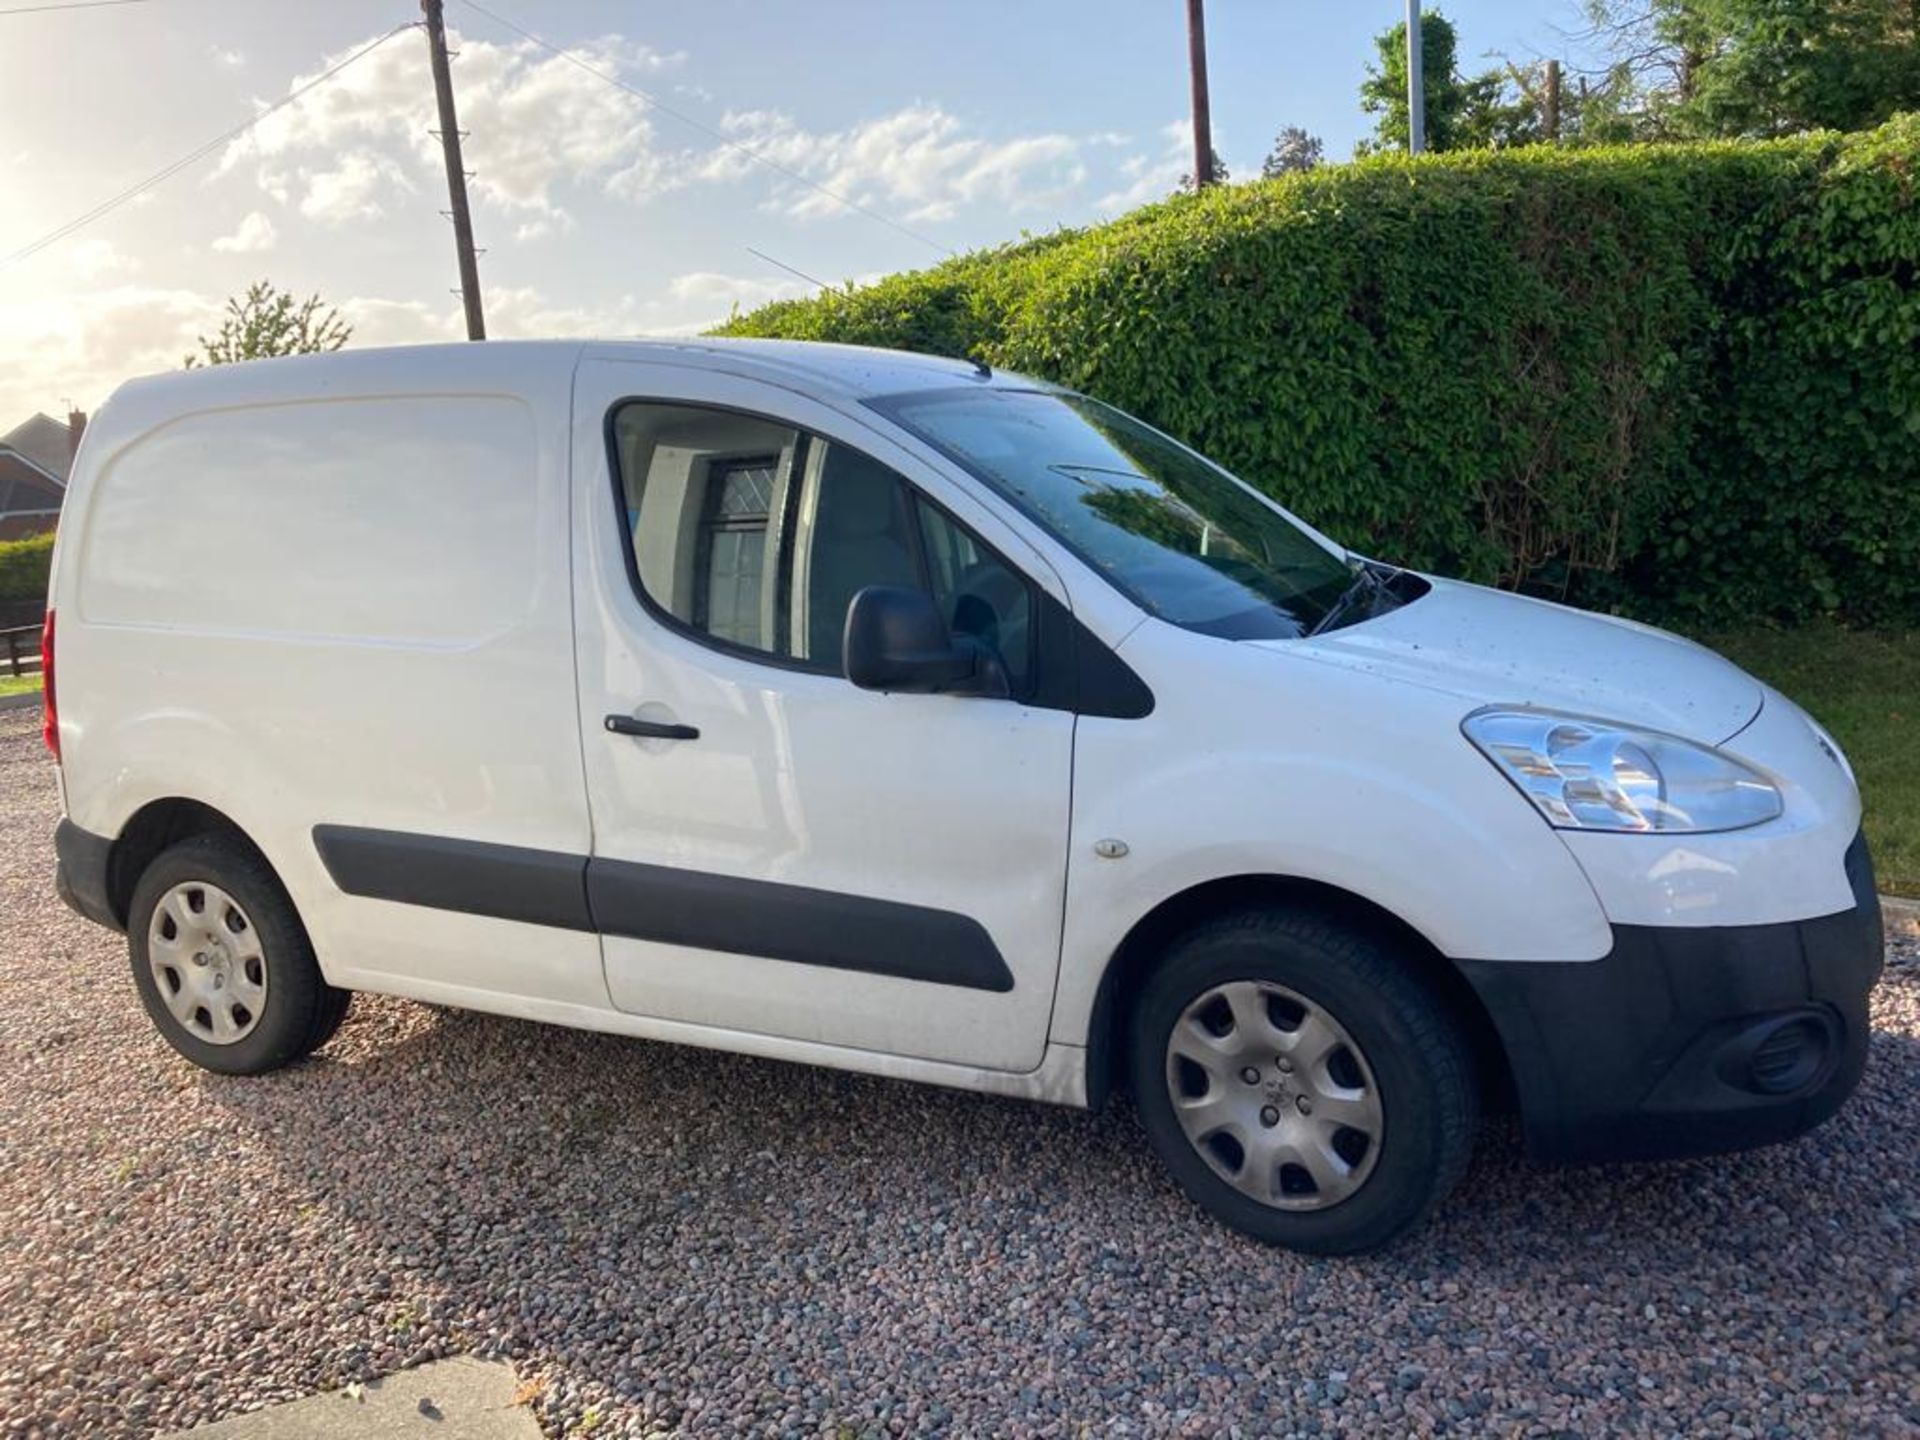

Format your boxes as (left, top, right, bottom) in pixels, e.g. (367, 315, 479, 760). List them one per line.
(1307, 563, 1393, 638)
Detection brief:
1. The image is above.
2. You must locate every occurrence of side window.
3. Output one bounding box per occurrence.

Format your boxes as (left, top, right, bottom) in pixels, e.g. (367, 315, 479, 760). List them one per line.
(793, 444, 919, 668)
(916, 501, 1035, 697)
(610, 401, 1034, 690)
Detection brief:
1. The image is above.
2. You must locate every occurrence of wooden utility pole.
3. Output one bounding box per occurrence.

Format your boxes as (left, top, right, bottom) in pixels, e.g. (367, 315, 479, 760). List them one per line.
(422, 0, 485, 340)
(1185, 0, 1215, 188)
(1544, 58, 1563, 142)
(1405, 0, 1426, 155)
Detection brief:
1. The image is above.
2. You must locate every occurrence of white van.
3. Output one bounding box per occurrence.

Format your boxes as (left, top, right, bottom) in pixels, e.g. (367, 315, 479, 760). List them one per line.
(44, 340, 1881, 1253)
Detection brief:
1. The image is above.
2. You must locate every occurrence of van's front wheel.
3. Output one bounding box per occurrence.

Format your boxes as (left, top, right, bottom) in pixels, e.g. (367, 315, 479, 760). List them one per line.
(128, 835, 349, 1075)
(1130, 909, 1476, 1255)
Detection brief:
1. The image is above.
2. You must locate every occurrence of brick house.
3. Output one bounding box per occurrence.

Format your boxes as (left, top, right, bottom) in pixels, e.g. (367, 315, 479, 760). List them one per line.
(0, 411, 82, 541)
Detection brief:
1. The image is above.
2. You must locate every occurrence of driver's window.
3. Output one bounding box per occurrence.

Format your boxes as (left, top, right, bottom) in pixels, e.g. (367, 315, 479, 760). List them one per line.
(916, 501, 1034, 697)
(610, 402, 1032, 691)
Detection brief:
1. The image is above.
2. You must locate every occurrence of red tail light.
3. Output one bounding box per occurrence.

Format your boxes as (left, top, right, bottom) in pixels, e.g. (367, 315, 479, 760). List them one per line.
(40, 610, 58, 761)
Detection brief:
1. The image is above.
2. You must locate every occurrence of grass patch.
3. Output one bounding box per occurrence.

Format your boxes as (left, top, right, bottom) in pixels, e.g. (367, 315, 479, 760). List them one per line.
(0, 673, 41, 700)
(1704, 626, 1918, 898)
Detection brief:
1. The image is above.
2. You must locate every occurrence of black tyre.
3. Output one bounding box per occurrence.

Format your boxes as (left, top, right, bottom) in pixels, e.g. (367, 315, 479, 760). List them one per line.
(128, 835, 350, 1076)
(1130, 907, 1476, 1255)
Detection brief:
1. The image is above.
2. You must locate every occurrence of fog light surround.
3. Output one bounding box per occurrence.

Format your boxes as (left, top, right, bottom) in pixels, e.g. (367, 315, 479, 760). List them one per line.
(1713, 1010, 1838, 1097)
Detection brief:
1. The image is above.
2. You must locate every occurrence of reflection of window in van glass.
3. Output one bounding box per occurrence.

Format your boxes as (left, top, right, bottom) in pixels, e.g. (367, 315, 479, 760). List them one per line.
(615, 405, 799, 656)
(612, 404, 921, 673)
(692, 456, 777, 646)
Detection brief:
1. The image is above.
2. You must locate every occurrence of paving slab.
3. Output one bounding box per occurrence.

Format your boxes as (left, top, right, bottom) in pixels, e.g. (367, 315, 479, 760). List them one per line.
(1884, 892, 1920, 936)
(158, 1358, 541, 1440)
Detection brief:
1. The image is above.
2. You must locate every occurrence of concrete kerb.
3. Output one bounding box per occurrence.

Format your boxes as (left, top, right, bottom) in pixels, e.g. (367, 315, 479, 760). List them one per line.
(155, 1357, 542, 1440)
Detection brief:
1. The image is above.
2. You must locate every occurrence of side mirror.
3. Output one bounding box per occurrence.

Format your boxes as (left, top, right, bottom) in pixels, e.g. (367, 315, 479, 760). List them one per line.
(843, 586, 1009, 699)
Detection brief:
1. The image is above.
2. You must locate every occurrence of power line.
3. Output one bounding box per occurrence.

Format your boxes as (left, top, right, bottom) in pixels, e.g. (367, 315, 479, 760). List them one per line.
(0, 0, 158, 15)
(453, 0, 953, 257)
(1, 22, 418, 271)
(746, 246, 828, 291)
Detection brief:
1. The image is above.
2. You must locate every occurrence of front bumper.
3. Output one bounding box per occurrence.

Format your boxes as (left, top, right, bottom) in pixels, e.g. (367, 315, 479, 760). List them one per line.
(1459, 829, 1883, 1163)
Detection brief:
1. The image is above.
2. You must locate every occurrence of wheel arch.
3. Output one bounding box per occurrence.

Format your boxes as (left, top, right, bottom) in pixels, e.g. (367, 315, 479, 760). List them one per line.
(1081, 873, 1514, 1113)
(105, 797, 275, 928)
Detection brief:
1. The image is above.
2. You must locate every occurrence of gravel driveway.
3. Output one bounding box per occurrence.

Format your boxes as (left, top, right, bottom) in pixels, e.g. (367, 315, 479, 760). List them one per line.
(2, 709, 1916, 1439)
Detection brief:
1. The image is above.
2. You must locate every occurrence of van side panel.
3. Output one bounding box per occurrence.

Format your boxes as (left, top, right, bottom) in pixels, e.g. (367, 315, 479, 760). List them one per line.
(56, 360, 604, 1010)
(77, 398, 539, 644)
(1049, 619, 1618, 1048)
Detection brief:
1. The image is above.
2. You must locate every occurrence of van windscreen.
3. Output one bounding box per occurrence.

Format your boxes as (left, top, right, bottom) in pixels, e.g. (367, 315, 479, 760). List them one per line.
(869, 388, 1355, 641)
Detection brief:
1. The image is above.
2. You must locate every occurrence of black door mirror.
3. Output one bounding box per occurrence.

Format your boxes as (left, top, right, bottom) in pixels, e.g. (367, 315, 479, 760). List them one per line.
(843, 586, 1009, 699)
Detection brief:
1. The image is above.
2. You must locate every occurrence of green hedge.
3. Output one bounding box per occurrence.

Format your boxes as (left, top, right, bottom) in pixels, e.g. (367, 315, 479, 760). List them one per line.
(0, 532, 53, 604)
(719, 117, 1920, 627)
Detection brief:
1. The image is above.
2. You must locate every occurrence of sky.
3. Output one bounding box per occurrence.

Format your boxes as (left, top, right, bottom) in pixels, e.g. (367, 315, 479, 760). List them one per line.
(0, 0, 1604, 425)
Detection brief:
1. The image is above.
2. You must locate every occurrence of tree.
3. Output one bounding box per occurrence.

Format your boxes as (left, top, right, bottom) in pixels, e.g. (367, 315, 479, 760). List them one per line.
(1453, 68, 1546, 149)
(1452, 61, 1631, 148)
(1177, 148, 1230, 192)
(1360, 10, 1472, 152)
(1482, 58, 1646, 146)
(1581, 0, 1920, 139)
(1362, 11, 1640, 154)
(185, 281, 352, 368)
(1261, 126, 1325, 177)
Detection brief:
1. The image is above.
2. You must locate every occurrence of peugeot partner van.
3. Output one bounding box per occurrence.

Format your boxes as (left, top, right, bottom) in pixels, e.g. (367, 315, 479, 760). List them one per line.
(45, 340, 1882, 1254)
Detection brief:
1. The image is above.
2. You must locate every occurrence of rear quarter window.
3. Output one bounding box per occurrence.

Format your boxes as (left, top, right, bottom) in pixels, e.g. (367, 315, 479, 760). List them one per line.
(77, 396, 539, 645)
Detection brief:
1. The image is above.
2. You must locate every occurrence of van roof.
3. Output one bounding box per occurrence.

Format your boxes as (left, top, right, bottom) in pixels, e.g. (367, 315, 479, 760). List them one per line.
(104, 337, 1026, 415)
(601, 337, 1018, 397)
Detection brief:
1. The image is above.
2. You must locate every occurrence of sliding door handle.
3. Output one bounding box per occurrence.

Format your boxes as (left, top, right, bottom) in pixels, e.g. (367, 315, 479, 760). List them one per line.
(604, 714, 700, 741)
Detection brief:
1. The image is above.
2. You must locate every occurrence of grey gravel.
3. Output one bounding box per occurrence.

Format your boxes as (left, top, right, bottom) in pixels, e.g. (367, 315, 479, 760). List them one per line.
(2, 707, 1916, 1438)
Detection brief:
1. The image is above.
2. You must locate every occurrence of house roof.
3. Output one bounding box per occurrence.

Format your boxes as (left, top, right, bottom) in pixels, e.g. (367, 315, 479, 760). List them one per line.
(0, 451, 66, 522)
(0, 413, 71, 485)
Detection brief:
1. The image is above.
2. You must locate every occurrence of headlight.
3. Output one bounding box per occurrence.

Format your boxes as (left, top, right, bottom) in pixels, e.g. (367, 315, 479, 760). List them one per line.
(1463, 708, 1783, 833)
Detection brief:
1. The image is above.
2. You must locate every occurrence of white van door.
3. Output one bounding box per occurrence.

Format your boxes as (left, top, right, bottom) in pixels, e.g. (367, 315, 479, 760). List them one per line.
(569, 358, 1074, 1072)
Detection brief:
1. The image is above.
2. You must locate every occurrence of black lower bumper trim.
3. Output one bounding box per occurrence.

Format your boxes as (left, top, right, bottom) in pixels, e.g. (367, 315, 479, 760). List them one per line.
(1459, 829, 1884, 1164)
(54, 818, 121, 933)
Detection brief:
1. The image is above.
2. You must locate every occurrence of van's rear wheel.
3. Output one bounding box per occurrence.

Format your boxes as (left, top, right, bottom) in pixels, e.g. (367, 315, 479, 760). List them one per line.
(128, 835, 348, 1075)
(1130, 908, 1476, 1255)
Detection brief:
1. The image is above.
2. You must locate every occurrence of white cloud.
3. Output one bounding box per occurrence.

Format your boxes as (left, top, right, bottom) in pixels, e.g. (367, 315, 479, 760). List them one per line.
(220, 29, 683, 228)
(210, 211, 278, 254)
(67, 237, 140, 279)
(1096, 120, 1194, 213)
(299, 151, 411, 224)
(667, 271, 811, 309)
(0, 278, 656, 422)
(211, 46, 246, 69)
(211, 28, 1136, 240)
(0, 284, 221, 419)
(339, 285, 656, 348)
(513, 214, 575, 243)
(0, 261, 889, 423)
(700, 105, 1088, 223)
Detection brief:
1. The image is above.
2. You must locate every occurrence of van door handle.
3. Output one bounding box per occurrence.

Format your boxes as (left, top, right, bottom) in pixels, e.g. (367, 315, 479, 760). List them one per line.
(604, 715, 700, 741)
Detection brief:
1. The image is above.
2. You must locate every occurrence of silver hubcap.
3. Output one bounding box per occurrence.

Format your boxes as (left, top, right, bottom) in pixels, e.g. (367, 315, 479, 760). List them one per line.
(147, 882, 266, 1045)
(1165, 980, 1384, 1211)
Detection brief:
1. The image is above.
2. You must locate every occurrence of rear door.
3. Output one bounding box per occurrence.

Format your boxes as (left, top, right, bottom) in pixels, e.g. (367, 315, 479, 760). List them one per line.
(569, 357, 1075, 1072)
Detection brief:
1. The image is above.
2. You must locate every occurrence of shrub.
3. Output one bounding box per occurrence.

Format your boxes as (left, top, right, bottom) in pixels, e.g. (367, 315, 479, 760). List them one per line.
(718, 117, 1920, 626)
(0, 531, 53, 604)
